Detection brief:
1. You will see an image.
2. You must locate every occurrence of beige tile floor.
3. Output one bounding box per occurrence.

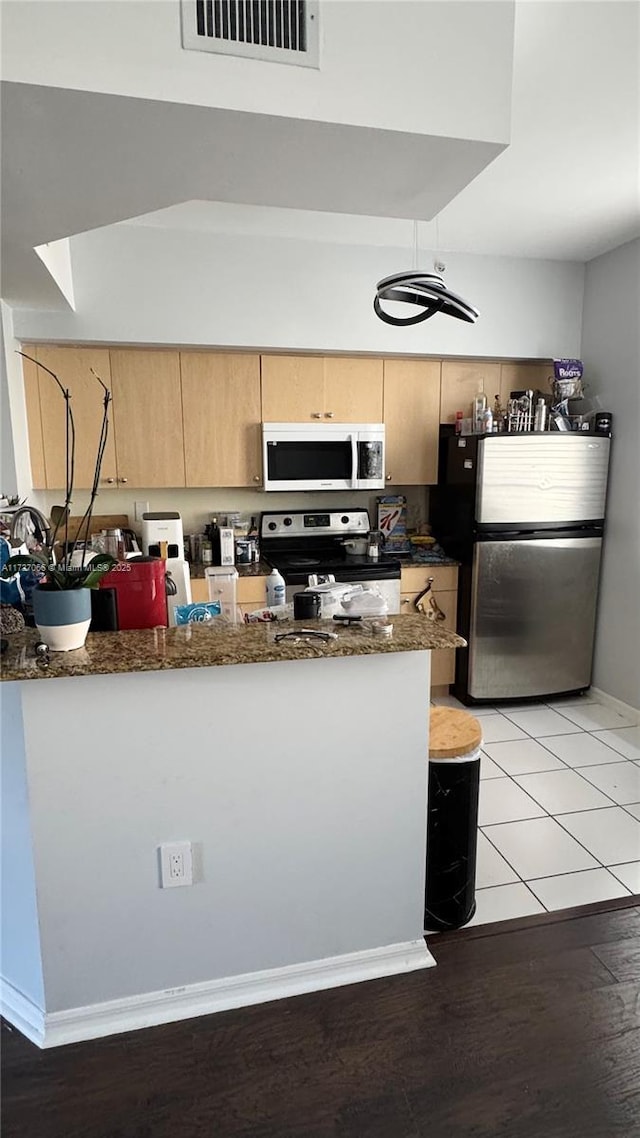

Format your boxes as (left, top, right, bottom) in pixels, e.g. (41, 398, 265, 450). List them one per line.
(430, 693, 640, 925)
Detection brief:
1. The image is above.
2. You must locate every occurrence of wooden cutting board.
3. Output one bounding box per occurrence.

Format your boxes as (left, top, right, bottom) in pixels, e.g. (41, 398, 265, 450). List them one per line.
(60, 514, 130, 542)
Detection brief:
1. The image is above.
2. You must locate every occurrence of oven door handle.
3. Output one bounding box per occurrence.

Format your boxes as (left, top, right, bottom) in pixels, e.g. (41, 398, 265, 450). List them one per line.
(350, 433, 359, 489)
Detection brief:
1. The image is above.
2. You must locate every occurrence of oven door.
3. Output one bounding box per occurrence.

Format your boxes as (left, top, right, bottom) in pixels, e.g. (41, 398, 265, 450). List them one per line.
(262, 426, 357, 492)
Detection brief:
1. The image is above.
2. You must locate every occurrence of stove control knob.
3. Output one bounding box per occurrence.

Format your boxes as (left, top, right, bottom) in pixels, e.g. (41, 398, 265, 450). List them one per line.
(268, 522, 277, 531)
(283, 517, 293, 526)
(341, 515, 350, 524)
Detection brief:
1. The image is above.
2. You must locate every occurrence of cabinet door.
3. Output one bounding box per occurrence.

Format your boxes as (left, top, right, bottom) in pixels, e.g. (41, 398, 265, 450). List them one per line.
(261, 355, 325, 422)
(440, 360, 501, 424)
(110, 350, 185, 488)
(323, 357, 383, 422)
(20, 351, 47, 489)
(383, 359, 441, 484)
(181, 353, 262, 487)
(400, 587, 458, 686)
(500, 361, 553, 408)
(35, 346, 117, 489)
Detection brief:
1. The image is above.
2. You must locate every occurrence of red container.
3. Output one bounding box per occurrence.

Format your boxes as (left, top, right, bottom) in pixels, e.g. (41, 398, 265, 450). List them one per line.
(99, 557, 168, 630)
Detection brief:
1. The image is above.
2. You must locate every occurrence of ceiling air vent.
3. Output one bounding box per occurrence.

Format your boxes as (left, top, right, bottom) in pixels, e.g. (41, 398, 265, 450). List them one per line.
(181, 1, 319, 67)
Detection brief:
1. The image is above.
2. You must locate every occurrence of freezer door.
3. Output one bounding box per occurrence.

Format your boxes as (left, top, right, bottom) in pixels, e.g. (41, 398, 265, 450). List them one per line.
(469, 536, 603, 700)
(476, 436, 610, 525)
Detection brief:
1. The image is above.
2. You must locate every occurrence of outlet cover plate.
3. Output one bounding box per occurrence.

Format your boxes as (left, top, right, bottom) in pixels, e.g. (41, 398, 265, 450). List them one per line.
(159, 841, 193, 888)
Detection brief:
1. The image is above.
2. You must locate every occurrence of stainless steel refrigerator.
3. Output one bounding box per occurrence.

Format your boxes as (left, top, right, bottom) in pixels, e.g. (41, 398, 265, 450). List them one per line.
(434, 433, 611, 703)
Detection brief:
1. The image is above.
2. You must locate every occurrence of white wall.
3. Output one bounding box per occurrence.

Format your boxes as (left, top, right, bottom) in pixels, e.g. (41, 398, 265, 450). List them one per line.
(1, 303, 36, 502)
(0, 315, 18, 498)
(19, 652, 429, 1013)
(581, 238, 640, 710)
(12, 222, 585, 359)
(2, 0, 514, 143)
(0, 685, 45, 1010)
(32, 486, 429, 548)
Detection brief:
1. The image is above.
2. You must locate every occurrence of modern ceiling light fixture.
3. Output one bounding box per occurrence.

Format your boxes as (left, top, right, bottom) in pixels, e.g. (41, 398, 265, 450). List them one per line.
(373, 221, 479, 327)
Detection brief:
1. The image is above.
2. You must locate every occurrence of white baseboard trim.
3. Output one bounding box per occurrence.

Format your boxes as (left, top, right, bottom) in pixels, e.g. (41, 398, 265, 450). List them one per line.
(2, 938, 435, 1049)
(590, 687, 640, 725)
(1, 980, 46, 1048)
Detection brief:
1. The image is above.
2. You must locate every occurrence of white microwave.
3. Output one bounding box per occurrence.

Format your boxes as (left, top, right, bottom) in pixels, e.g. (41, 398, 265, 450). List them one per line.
(262, 423, 385, 492)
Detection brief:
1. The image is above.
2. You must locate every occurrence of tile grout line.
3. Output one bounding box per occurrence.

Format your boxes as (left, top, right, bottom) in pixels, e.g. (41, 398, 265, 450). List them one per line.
(479, 826, 529, 889)
(548, 810, 616, 873)
(508, 726, 639, 768)
(479, 707, 637, 762)
(479, 825, 607, 882)
(510, 770, 623, 813)
(474, 878, 550, 915)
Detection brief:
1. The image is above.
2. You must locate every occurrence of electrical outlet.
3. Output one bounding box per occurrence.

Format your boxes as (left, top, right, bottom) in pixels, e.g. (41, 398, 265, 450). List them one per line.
(159, 841, 193, 888)
(135, 500, 149, 523)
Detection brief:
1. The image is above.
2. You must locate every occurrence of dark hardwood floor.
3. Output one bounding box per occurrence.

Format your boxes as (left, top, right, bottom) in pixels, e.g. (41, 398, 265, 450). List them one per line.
(3, 901, 640, 1138)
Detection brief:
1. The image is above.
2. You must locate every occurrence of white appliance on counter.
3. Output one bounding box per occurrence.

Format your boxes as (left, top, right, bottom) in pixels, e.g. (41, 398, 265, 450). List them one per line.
(259, 508, 401, 615)
(141, 511, 192, 625)
(262, 423, 385, 491)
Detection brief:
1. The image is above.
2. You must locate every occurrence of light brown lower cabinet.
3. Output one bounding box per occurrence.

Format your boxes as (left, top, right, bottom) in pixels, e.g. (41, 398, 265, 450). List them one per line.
(190, 574, 267, 610)
(400, 565, 459, 688)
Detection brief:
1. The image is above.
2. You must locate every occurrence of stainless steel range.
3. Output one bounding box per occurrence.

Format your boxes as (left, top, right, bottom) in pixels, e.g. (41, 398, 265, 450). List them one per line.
(259, 509, 401, 613)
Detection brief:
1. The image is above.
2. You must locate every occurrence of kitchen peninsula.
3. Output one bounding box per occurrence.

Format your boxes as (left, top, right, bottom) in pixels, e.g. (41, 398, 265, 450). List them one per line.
(1, 617, 463, 1048)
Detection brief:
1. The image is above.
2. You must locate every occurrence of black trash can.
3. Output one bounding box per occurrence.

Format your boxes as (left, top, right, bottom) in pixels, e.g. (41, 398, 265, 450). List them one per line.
(424, 707, 482, 931)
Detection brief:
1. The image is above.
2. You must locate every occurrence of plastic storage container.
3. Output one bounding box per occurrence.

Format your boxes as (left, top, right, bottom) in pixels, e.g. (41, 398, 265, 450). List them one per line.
(205, 567, 239, 623)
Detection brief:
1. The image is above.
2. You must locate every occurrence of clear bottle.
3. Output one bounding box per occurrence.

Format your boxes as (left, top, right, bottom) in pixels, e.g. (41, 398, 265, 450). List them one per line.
(455, 410, 464, 436)
(266, 567, 286, 607)
(481, 406, 494, 434)
(534, 398, 548, 432)
(473, 391, 487, 433)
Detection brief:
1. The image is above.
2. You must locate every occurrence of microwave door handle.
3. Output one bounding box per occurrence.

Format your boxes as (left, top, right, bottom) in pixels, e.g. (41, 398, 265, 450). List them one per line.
(350, 433, 359, 488)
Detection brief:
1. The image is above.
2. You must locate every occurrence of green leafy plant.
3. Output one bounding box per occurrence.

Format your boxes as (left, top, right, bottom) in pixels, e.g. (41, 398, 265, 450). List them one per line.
(1, 353, 118, 590)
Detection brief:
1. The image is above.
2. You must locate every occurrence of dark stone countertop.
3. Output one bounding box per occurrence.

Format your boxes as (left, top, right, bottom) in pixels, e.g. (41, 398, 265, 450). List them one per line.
(0, 615, 466, 683)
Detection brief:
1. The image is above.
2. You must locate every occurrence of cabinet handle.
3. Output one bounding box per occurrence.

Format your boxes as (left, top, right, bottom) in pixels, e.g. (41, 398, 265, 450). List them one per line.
(386, 473, 392, 481)
(402, 598, 411, 606)
(312, 412, 322, 419)
(253, 475, 260, 483)
(118, 478, 128, 484)
(105, 477, 115, 484)
(325, 411, 334, 418)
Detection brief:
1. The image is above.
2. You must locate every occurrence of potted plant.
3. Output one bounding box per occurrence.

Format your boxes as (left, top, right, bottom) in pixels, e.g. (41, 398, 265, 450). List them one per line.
(1, 353, 117, 650)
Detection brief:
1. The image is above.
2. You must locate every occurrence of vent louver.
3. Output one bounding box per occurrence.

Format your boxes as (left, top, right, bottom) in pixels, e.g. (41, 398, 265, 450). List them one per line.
(181, 1, 319, 67)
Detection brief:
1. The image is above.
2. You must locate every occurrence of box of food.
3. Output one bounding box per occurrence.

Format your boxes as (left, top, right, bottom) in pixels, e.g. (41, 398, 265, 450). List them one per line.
(377, 496, 411, 553)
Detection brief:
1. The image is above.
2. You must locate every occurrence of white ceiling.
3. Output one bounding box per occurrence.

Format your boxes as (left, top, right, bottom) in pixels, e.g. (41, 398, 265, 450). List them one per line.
(2, 1, 639, 311)
(128, 1, 640, 263)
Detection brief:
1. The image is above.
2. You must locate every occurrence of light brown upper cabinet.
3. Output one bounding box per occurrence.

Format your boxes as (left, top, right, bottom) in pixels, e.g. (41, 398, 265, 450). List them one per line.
(30, 345, 117, 489)
(109, 350, 185, 488)
(181, 353, 262, 487)
(323, 357, 383, 421)
(383, 359, 441, 485)
(499, 361, 554, 408)
(261, 355, 383, 422)
(20, 352, 47, 490)
(440, 360, 501, 424)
